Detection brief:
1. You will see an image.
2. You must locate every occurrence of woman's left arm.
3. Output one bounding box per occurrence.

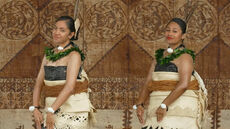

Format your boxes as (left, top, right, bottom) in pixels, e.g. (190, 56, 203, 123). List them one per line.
(156, 53, 194, 122)
(51, 51, 81, 110)
(46, 51, 81, 129)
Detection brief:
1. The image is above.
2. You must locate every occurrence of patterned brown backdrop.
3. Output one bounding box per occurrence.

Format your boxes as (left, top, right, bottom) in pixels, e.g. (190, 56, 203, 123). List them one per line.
(0, 0, 230, 129)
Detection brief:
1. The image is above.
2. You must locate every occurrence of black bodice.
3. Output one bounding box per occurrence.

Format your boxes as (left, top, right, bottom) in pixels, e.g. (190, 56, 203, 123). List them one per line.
(44, 66, 82, 81)
(154, 62, 194, 75)
(155, 62, 178, 72)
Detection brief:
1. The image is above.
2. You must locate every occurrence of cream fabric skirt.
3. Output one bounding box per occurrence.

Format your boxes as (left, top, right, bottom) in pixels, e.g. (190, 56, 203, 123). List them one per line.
(43, 71, 95, 129)
(51, 110, 89, 129)
(143, 72, 208, 129)
(44, 93, 92, 129)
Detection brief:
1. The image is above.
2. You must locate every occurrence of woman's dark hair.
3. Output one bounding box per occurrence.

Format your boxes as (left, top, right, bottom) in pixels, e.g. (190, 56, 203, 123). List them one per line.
(168, 18, 187, 34)
(56, 16, 79, 40)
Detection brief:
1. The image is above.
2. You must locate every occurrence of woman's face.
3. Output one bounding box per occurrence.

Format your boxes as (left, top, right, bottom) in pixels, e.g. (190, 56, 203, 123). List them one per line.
(165, 22, 185, 45)
(52, 20, 73, 45)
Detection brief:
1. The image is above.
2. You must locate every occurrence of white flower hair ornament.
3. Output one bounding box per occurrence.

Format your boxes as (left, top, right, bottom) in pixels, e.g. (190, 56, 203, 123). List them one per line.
(74, 18, 80, 39)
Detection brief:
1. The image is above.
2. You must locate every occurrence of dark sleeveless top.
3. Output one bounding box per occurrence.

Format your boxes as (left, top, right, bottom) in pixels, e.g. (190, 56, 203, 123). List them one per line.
(155, 62, 178, 72)
(44, 66, 82, 81)
(154, 62, 194, 75)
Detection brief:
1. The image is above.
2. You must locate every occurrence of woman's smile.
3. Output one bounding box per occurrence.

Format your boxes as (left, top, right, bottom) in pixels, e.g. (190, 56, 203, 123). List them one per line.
(167, 36, 173, 40)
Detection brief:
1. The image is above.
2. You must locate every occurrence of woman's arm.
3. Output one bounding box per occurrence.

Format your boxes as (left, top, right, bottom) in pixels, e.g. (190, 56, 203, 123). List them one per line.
(136, 60, 155, 124)
(162, 53, 193, 106)
(136, 61, 155, 105)
(156, 53, 194, 122)
(32, 56, 46, 129)
(50, 51, 81, 111)
(33, 56, 46, 107)
(46, 52, 82, 129)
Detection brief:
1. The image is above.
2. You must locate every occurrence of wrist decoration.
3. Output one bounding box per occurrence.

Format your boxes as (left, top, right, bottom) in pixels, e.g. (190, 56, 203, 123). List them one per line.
(133, 103, 144, 110)
(47, 107, 55, 114)
(29, 106, 40, 112)
(160, 103, 168, 111)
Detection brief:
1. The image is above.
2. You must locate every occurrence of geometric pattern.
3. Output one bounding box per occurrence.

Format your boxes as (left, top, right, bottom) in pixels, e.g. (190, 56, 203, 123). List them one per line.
(0, 0, 38, 40)
(89, 35, 153, 110)
(176, 0, 218, 53)
(85, 1, 127, 40)
(219, 3, 230, 47)
(39, 1, 75, 42)
(129, 0, 171, 41)
(0, 78, 35, 109)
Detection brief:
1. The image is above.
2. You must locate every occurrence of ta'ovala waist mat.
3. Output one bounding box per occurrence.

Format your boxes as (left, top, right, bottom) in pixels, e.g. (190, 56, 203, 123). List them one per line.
(42, 80, 88, 97)
(147, 79, 199, 91)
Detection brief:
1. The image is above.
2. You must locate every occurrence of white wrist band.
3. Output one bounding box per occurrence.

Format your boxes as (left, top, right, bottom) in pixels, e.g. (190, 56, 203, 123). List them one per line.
(29, 106, 35, 112)
(160, 103, 168, 111)
(133, 105, 137, 110)
(133, 103, 144, 110)
(29, 106, 40, 112)
(160, 103, 167, 109)
(47, 107, 55, 113)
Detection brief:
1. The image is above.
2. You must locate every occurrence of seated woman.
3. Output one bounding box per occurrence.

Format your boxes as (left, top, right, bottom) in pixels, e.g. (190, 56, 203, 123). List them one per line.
(135, 18, 208, 129)
(30, 16, 95, 129)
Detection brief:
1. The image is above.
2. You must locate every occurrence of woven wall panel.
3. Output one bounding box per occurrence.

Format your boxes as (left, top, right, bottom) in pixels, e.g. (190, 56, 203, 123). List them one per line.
(219, 0, 230, 46)
(0, 34, 48, 78)
(175, 0, 218, 53)
(0, 0, 39, 69)
(195, 37, 219, 79)
(84, 0, 128, 71)
(219, 41, 230, 79)
(0, 78, 35, 109)
(88, 35, 152, 109)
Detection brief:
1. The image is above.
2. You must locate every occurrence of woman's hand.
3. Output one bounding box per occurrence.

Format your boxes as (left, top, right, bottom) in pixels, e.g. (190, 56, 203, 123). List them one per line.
(46, 113, 55, 129)
(156, 107, 167, 122)
(33, 109, 43, 129)
(136, 105, 145, 124)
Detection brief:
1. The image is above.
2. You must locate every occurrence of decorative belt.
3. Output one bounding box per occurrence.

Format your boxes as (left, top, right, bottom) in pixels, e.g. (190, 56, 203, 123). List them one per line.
(147, 79, 199, 92)
(42, 80, 88, 97)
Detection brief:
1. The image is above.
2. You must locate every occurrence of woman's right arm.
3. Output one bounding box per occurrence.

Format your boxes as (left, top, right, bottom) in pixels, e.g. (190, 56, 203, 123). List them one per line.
(136, 61, 155, 124)
(33, 56, 46, 107)
(136, 61, 155, 105)
(32, 56, 46, 129)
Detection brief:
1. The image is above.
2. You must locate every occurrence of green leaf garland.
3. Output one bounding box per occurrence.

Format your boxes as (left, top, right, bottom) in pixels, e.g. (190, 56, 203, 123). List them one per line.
(45, 46, 85, 62)
(155, 48, 195, 65)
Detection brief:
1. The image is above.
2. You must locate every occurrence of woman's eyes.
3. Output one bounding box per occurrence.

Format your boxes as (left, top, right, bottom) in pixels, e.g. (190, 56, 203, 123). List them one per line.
(165, 30, 177, 33)
(53, 28, 65, 32)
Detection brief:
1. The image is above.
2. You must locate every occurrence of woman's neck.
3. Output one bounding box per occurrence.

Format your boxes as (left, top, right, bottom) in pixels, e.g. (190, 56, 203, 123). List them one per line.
(58, 40, 70, 48)
(169, 42, 183, 50)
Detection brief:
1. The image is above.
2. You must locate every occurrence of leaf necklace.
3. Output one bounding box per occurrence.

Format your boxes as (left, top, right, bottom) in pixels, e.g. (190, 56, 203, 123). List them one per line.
(155, 44, 195, 65)
(45, 42, 85, 62)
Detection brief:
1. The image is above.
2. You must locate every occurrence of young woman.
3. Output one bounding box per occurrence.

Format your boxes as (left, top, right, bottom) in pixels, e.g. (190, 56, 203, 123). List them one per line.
(135, 18, 208, 129)
(30, 16, 95, 129)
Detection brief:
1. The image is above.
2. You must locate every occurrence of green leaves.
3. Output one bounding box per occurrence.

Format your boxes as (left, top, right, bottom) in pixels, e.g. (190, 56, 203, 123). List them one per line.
(45, 46, 85, 62)
(155, 48, 164, 63)
(155, 48, 195, 65)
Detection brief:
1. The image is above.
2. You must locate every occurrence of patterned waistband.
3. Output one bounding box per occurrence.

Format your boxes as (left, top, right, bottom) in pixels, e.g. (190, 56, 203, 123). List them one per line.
(43, 80, 88, 97)
(147, 79, 199, 92)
